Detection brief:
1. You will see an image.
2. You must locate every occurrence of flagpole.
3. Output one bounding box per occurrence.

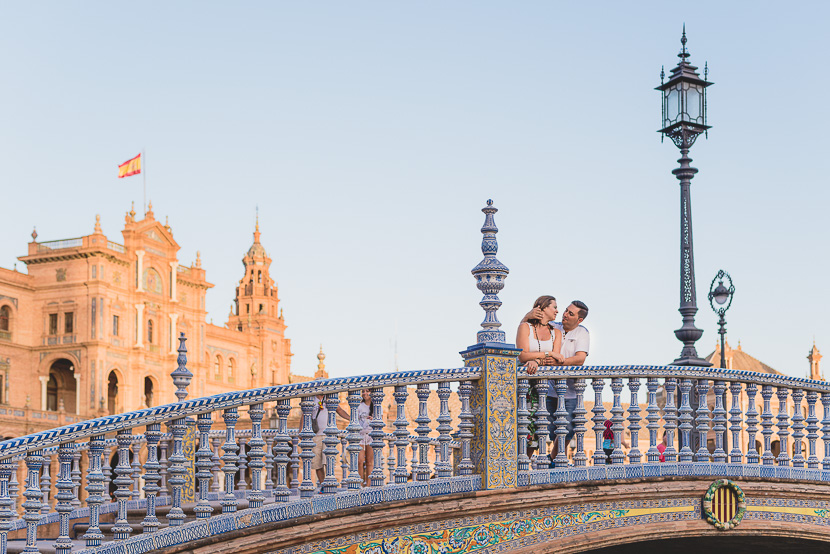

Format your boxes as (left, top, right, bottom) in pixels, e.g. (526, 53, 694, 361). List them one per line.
(143, 148, 147, 216)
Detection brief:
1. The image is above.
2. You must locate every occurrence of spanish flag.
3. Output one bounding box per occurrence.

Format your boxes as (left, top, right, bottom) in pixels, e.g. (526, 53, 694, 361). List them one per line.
(118, 154, 141, 178)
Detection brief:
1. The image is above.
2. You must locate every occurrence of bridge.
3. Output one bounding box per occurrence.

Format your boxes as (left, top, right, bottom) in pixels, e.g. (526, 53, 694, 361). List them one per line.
(2, 202, 830, 554)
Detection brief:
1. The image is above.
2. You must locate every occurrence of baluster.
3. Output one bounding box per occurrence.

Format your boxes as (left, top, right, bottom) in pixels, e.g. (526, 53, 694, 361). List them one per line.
(273, 399, 292, 502)
(591, 378, 606, 466)
(84, 435, 105, 547)
(609, 378, 624, 465)
(22, 450, 44, 554)
(409, 437, 418, 479)
(776, 387, 791, 466)
(806, 391, 820, 469)
(821, 392, 830, 470)
(344, 390, 363, 489)
(248, 403, 266, 507)
(167, 416, 188, 526)
(53, 443, 74, 554)
(39, 452, 51, 514)
(728, 382, 743, 463)
(415, 384, 432, 481)
(572, 379, 587, 467)
(664, 379, 678, 463)
(101, 445, 113, 503)
(694, 379, 711, 462)
(298, 397, 316, 497)
(392, 386, 409, 483)
(71, 449, 82, 508)
(712, 381, 727, 463)
(457, 381, 474, 476)
(743, 383, 759, 464)
(142, 423, 162, 532)
(194, 413, 214, 518)
(792, 389, 805, 468)
(369, 388, 386, 486)
(290, 435, 300, 491)
(221, 407, 241, 509)
(517, 379, 530, 472)
(157, 439, 169, 496)
(678, 379, 694, 462)
(534, 379, 551, 469)
(553, 379, 569, 468)
(264, 434, 275, 492)
(322, 394, 341, 494)
(236, 439, 248, 491)
(112, 430, 133, 540)
(645, 378, 660, 463)
(130, 441, 141, 500)
(210, 436, 222, 493)
(760, 385, 775, 465)
(9, 462, 19, 518)
(626, 378, 641, 464)
(436, 383, 453, 478)
(0, 462, 13, 554)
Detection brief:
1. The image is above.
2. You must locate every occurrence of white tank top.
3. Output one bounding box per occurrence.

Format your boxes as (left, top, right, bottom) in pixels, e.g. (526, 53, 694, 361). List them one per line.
(526, 322, 554, 352)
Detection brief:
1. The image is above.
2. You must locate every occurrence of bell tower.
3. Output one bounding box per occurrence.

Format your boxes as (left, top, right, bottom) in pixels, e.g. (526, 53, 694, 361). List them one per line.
(229, 216, 281, 330)
(808, 343, 823, 381)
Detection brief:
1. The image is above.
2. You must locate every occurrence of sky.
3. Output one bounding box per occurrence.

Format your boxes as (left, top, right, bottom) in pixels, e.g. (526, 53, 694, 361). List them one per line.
(0, 3, 828, 381)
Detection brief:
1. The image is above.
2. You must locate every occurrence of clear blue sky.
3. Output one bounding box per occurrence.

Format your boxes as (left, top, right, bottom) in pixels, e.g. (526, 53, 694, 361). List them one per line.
(1, 3, 827, 380)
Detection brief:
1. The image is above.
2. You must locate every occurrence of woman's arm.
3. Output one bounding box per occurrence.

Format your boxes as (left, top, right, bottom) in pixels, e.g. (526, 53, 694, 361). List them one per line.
(516, 322, 543, 374)
(548, 328, 564, 363)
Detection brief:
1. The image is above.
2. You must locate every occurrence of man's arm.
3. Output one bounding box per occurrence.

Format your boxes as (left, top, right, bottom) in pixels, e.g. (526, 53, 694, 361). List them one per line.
(561, 351, 587, 366)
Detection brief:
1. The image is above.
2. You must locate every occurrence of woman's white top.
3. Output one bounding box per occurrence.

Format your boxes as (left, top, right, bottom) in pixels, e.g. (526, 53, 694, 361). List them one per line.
(525, 322, 554, 352)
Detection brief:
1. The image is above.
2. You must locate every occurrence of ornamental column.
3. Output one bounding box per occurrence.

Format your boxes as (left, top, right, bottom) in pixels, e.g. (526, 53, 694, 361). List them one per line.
(460, 200, 520, 490)
(74, 372, 81, 415)
(169, 261, 178, 301)
(168, 314, 179, 355)
(135, 250, 145, 293)
(39, 376, 48, 411)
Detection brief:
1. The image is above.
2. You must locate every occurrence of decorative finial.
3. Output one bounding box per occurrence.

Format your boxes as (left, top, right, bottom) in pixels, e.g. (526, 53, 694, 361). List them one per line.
(470, 199, 509, 344)
(129, 201, 136, 221)
(94, 214, 102, 234)
(194, 250, 202, 268)
(253, 208, 261, 243)
(31, 227, 38, 241)
(704, 61, 709, 80)
(145, 200, 154, 220)
(679, 24, 689, 61)
(660, 65, 665, 84)
(164, 215, 171, 232)
(171, 332, 193, 402)
(315, 345, 328, 379)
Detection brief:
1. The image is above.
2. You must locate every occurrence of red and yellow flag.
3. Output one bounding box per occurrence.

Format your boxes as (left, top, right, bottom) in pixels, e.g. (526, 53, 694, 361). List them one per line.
(118, 154, 142, 178)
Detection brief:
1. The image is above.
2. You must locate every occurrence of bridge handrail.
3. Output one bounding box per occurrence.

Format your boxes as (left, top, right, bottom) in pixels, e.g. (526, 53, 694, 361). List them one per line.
(0, 366, 479, 459)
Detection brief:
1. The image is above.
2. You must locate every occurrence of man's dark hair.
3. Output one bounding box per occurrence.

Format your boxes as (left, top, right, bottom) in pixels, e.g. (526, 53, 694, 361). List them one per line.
(571, 300, 589, 321)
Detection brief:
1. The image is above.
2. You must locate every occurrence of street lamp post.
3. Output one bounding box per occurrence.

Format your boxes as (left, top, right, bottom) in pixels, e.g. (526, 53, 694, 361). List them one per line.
(708, 270, 735, 369)
(657, 27, 713, 366)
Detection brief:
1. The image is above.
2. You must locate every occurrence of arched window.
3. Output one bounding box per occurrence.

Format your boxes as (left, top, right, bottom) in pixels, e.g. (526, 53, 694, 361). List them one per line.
(147, 320, 154, 344)
(228, 359, 235, 382)
(0, 305, 10, 332)
(214, 355, 222, 379)
(46, 374, 58, 411)
(257, 271, 262, 284)
(144, 377, 154, 408)
(108, 371, 119, 414)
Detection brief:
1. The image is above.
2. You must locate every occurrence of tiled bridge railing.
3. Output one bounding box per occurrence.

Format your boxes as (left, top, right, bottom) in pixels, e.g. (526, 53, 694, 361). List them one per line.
(2, 340, 830, 553)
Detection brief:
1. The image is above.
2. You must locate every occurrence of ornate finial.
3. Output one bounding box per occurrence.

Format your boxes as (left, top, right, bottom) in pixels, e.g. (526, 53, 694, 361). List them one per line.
(704, 61, 709, 80)
(315, 345, 327, 379)
(194, 251, 202, 268)
(679, 24, 689, 61)
(145, 200, 154, 220)
(253, 208, 261, 243)
(660, 65, 665, 84)
(471, 199, 509, 344)
(129, 201, 136, 221)
(94, 214, 102, 234)
(164, 215, 171, 231)
(31, 227, 38, 241)
(171, 332, 193, 402)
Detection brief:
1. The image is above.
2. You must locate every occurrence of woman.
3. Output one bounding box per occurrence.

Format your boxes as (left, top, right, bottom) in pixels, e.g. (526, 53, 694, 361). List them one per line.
(357, 389, 374, 486)
(516, 296, 564, 457)
(516, 295, 564, 372)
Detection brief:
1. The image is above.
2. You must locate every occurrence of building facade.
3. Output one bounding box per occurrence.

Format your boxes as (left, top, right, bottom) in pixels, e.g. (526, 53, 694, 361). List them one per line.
(0, 204, 292, 438)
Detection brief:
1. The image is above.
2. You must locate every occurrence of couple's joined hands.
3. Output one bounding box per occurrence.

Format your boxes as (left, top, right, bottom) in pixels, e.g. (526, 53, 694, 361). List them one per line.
(525, 352, 565, 375)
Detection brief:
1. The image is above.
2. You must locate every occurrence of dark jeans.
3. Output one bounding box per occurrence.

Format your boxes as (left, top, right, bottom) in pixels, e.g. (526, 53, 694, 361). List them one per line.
(546, 396, 576, 445)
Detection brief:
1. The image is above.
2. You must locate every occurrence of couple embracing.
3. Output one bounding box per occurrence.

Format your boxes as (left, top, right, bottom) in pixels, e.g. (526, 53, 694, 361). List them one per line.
(516, 296, 589, 458)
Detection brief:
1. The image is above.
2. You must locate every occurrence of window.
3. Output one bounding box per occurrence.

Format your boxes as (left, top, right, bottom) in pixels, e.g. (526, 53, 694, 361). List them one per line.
(91, 265, 97, 279)
(0, 306, 9, 331)
(214, 355, 222, 378)
(228, 359, 235, 382)
(257, 271, 262, 284)
(147, 320, 154, 344)
(246, 304, 250, 314)
(49, 313, 58, 335)
(112, 315, 119, 336)
(64, 312, 74, 334)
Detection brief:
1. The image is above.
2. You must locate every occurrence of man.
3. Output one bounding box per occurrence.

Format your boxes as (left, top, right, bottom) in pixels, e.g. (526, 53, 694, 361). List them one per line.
(524, 300, 590, 458)
(310, 394, 348, 486)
